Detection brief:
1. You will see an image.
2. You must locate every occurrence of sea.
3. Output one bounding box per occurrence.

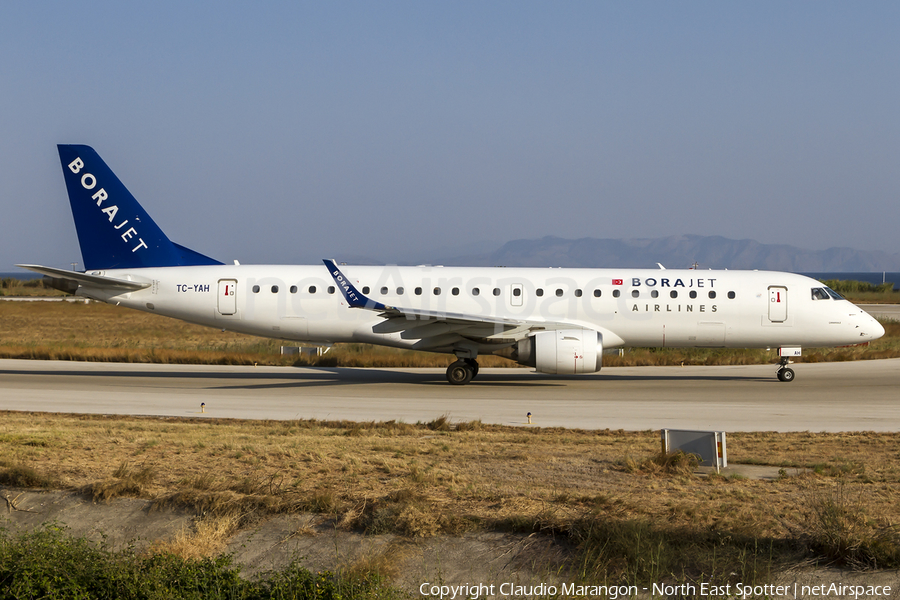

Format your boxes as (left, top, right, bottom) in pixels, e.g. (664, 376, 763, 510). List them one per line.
(4, 270, 899, 290)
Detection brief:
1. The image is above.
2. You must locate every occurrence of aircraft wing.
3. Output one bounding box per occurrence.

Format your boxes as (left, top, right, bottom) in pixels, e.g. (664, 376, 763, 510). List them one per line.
(323, 259, 562, 342)
(15, 264, 151, 291)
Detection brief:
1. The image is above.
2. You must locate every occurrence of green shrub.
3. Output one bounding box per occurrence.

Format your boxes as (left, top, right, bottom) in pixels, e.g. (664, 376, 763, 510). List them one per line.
(823, 279, 895, 294)
(0, 525, 406, 599)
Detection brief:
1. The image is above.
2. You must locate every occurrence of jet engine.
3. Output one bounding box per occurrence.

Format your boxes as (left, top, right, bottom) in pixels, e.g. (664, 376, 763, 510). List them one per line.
(513, 329, 603, 374)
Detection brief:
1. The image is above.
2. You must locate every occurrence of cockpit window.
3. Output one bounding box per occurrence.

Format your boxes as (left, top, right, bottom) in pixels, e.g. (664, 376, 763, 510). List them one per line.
(811, 287, 830, 300)
(825, 287, 845, 300)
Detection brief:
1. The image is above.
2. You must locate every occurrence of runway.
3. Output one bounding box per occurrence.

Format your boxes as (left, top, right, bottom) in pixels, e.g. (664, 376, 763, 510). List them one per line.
(1, 358, 898, 431)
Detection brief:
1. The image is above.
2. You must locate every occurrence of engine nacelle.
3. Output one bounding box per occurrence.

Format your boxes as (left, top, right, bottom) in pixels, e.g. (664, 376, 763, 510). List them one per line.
(514, 329, 603, 374)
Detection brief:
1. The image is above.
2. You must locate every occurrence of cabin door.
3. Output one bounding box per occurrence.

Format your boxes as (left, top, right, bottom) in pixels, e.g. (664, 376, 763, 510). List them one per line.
(768, 286, 787, 322)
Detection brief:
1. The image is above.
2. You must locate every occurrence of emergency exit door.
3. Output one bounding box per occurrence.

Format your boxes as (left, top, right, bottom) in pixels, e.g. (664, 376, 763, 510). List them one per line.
(768, 286, 787, 322)
(510, 284, 524, 307)
(218, 279, 237, 315)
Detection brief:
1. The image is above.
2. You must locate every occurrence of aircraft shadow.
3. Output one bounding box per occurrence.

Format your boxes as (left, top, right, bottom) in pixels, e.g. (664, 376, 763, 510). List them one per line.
(1, 366, 775, 391)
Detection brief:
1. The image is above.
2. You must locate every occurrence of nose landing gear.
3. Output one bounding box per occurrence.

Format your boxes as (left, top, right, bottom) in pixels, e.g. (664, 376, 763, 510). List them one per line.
(776, 356, 795, 382)
(775, 347, 800, 382)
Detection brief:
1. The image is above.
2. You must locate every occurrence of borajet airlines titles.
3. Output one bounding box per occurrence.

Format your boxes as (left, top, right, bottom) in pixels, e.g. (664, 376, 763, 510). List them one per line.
(628, 277, 716, 288)
(626, 277, 719, 313)
(632, 302, 717, 313)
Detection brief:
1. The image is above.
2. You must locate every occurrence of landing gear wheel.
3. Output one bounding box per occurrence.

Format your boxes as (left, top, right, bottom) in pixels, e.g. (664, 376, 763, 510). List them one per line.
(464, 358, 479, 379)
(777, 367, 795, 383)
(776, 355, 795, 383)
(446, 360, 474, 385)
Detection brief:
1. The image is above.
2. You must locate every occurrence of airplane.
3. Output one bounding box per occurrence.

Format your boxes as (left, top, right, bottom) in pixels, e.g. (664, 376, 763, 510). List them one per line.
(19, 144, 885, 385)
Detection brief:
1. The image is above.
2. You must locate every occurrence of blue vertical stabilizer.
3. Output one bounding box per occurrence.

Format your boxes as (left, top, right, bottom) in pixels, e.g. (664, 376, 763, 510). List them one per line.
(57, 144, 222, 270)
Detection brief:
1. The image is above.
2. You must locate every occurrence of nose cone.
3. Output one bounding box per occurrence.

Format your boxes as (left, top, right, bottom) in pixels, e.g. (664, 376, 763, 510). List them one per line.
(857, 308, 885, 341)
(868, 317, 886, 340)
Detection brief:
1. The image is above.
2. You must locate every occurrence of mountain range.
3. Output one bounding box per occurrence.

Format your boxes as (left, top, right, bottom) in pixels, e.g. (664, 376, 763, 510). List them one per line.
(434, 235, 900, 272)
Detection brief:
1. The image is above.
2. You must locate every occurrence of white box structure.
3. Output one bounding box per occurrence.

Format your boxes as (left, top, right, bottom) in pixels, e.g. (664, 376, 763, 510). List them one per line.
(661, 429, 727, 472)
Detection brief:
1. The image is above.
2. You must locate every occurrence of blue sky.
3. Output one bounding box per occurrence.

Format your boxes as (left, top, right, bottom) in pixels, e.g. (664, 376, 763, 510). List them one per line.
(2, 2, 899, 270)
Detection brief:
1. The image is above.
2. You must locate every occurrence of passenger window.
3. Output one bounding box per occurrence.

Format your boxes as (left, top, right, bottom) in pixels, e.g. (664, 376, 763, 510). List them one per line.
(613, 289, 620, 298)
(252, 285, 260, 293)
(536, 289, 544, 297)
(452, 287, 459, 296)
(433, 287, 441, 295)
(380, 287, 388, 295)
(472, 288, 480, 296)
(689, 291, 697, 299)
(708, 291, 716, 299)
(415, 287, 422, 295)
(670, 290, 677, 299)
(728, 291, 735, 299)
(327, 286, 335, 294)
(309, 286, 317, 294)
(397, 287, 404, 295)
(575, 289, 582, 297)
(493, 288, 501, 296)
(556, 289, 564, 297)
(593, 289, 601, 297)
(631, 290, 639, 298)
(290, 286, 297, 294)
(271, 285, 279, 293)
(650, 290, 658, 298)
(362, 286, 370, 294)
(512, 288, 521, 297)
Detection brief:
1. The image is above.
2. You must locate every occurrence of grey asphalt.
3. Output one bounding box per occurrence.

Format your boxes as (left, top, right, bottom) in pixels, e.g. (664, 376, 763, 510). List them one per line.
(1, 358, 897, 431)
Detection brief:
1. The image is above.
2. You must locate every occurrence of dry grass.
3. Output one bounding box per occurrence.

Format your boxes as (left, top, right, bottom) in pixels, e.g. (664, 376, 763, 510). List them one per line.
(2, 413, 899, 555)
(4, 413, 900, 582)
(627, 449, 701, 476)
(0, 461, 57, 488)
(149, 512, 244, 560)
(0, 278, 68, 297)
(340, 539, 414, 582)
(84, 461, 157, 502)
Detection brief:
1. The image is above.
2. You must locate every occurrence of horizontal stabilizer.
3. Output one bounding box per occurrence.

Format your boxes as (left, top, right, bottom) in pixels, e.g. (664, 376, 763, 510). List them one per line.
(15, 264, 151, 291)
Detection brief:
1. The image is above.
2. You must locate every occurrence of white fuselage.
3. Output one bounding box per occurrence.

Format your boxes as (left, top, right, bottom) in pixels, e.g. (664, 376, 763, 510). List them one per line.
(77, 264, 884, 356)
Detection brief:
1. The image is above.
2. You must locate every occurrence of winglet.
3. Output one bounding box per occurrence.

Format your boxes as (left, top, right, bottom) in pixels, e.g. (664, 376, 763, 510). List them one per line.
(323, 259, 391, 311)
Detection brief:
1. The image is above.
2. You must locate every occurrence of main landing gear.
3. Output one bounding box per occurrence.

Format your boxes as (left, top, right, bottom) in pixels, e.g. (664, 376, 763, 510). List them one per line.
(776, 357, 795, 383)
(446, 358, 479, 385)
